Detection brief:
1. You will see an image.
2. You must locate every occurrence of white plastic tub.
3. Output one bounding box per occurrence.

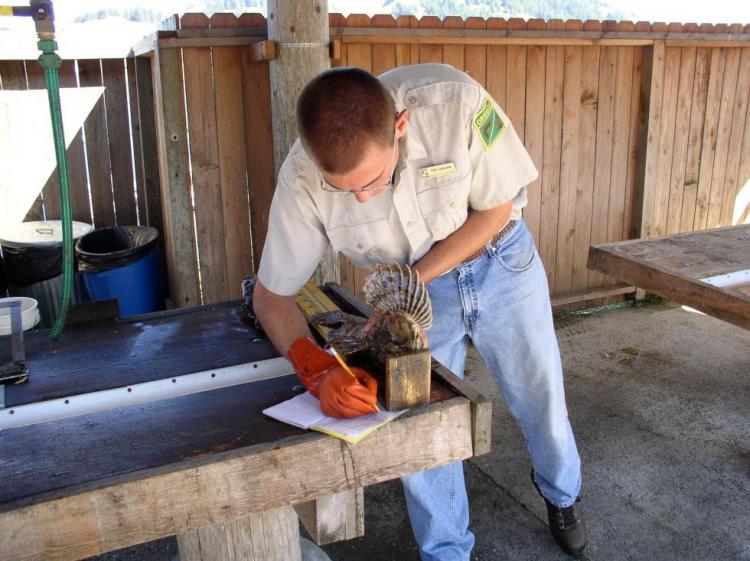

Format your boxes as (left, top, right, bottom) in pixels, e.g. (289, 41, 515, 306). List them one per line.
(0, 296, 40, 335)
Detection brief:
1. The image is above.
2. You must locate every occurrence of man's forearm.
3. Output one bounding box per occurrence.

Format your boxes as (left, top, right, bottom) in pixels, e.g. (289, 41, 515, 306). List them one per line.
(253, 280, 311, 356)
(414, 201, 512, 284)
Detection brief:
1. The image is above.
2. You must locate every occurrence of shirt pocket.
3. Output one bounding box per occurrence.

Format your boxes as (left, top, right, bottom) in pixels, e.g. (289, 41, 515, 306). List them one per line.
(327, 219, 393, 268)
(415, 158, 471, 240)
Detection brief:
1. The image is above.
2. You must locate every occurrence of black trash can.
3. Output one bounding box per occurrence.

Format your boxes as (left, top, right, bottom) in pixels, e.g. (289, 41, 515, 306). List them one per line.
(0, 221, 92, 327)
(76, 226, 164, 316)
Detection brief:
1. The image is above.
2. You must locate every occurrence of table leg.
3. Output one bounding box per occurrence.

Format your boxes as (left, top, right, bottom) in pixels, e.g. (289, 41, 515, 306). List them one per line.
(294, 488, 365, 545)
(177, 505, 301, 561)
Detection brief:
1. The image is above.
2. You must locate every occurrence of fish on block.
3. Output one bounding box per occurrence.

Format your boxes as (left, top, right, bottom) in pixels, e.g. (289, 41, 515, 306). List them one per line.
(310, 263, 433, 411)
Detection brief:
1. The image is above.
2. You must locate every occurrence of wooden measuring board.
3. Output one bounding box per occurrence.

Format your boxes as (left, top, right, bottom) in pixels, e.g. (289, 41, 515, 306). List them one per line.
(295, 281, 341, 340)
(297, 282, 432, 411)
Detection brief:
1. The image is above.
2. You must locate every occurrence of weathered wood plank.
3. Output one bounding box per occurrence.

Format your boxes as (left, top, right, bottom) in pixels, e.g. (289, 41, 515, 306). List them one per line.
(665, 47, 696, 234)
(622, 46, 644, 240)
(179, 506, 302, 561)
(0, 397, 473, 561)
(134, 56, 164, 231)
(706, 47, 741, 229)
(639, 40, 666, 238)
(538, 41, 564, 289)
(418, 16, 443, 64)
(0, 59, 26, 89)
(553, 43, 582, 295)
(182, 13, 229, 304)
(720, 48, 750, 226)
(395, 15, 418, 67)
(694, 48, 727, 230)
(102, 58, 138, 225)
(463, 18, 487, 86)
(211, 13, 254, 299)
(679, 47, 710, 232)
(604, 45, 636, 284)
(486, 18, 507, 108)
(78, 59, 117, 228)
(294, 488, 364, 545)
(346, 14, 373, 71)
(442, 16, 465, 70)
(126, 57, 147, 224)
(238, 13, 275, 272)
(505, 44, 527, 141)
(652, 45, 682, 238)
(588, 225, 750, 330)
(16, 60, 46, 221)
(152, 42, 201, 307)
(570, 45, 600, 292)
(371, 15, 396, 75)
(522, 44, 545, 245)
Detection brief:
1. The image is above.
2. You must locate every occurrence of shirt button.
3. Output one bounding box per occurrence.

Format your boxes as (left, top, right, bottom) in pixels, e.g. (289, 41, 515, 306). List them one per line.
(407, 220, 416, 228)
(449, 202, 457, 209)
(356, 243, 364, 249)
(407, 95, 417, 105)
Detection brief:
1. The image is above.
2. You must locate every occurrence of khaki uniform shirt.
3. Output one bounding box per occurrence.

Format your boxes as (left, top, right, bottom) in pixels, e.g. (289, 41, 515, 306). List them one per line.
(258, 63, 538, 296)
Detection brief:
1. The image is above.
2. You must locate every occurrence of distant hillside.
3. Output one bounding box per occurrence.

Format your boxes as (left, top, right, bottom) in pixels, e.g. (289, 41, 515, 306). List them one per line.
(71, 0, 632, 24)
(385, 0, 631, 20)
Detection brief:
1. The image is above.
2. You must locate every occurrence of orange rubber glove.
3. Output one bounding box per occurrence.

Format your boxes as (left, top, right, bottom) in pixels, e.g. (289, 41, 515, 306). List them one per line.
(287, 337, 379, 418)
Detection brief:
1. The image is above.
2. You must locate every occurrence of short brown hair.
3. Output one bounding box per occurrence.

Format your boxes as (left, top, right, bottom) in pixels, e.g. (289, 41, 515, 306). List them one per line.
(297, 67, 396, 174)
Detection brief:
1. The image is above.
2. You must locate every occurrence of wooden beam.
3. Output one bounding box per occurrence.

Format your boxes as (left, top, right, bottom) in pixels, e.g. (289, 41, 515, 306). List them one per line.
(151, 44, 201, 307)
(294, 488, 365, 545)
(638, 40, 666, 238)
(268, 0, 338, 286)
(340, 33, 653, 47)
(178, 507, 302, 561)
(0, 398, 473, 561)
(249, 39, 277, 62)
(551, 284, 636, 307)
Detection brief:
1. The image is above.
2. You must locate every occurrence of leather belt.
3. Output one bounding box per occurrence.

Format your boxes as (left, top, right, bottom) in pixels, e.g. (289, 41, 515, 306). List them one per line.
(462, 220, 518, 264)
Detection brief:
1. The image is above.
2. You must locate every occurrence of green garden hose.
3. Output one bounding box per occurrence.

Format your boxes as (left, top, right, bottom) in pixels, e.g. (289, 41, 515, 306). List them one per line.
(37, 39, 74, 340)
(1, 3, 71, 339)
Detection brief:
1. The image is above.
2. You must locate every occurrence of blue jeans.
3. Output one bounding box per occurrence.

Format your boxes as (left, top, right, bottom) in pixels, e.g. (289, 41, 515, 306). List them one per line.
(401, 220, 582, 561)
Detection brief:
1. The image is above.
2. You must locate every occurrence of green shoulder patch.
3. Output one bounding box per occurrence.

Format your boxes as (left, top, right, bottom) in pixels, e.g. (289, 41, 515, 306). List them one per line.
(473, 98, 506, 150)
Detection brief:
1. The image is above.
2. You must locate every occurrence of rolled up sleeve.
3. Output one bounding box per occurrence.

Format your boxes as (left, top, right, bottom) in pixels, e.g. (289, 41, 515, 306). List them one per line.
(257, 179, 329, 296)
(467, 86, 538, 211)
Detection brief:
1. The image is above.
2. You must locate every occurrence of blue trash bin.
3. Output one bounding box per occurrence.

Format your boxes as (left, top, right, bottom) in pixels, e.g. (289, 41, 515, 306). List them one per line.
(76, 226, 165, 317)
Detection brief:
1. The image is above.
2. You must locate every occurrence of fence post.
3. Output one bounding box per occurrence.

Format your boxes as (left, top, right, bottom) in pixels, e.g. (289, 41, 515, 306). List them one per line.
(267, 0, 339, 286)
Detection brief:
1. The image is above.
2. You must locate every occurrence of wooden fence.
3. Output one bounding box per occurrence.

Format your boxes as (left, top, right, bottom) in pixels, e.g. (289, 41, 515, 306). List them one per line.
(3, 14, 750, 309)
(0, 57, 162, 232)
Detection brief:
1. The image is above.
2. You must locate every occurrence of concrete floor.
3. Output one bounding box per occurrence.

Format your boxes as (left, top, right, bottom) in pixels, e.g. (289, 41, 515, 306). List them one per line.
(88, 300, 750, 561)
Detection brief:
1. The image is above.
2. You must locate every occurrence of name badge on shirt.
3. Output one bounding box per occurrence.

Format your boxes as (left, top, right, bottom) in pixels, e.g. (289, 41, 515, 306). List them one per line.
(418, 162, 457, 179)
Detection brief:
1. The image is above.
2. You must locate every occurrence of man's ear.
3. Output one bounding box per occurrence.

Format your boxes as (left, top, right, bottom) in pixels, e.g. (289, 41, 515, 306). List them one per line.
(395, 109, 409, 139)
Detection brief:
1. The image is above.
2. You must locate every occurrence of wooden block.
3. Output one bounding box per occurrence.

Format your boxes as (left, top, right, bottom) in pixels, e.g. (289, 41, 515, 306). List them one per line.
(330, 37, 342, 61)
(178, 506, 301, 561)
(384, 349, 431, 410)
(250, 39, 277, 62)
(294, 488, 365, 545)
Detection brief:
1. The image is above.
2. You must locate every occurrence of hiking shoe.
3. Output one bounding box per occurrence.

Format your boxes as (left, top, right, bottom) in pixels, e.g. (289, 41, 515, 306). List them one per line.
(543, 496, 587, 557)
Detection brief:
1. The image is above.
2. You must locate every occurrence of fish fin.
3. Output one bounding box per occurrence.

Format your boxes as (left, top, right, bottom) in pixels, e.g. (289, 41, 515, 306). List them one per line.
(309, 310, 345, 327)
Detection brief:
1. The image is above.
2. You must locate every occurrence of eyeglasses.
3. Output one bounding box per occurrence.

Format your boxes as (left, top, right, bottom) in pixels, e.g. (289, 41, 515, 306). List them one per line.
(319, 133, 398, 194)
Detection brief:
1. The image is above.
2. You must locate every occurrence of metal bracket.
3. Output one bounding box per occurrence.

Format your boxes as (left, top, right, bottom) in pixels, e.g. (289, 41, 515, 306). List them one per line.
(0, 301, 29, 409)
